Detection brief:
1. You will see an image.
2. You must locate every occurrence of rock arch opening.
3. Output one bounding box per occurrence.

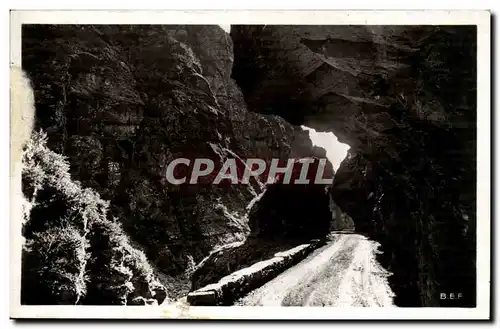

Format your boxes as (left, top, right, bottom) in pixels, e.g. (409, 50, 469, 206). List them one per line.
(230, 25, 477, 307)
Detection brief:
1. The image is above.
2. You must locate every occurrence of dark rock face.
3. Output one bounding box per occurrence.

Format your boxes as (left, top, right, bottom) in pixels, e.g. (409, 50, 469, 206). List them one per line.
(22, 24, 319, 296)
(231, 25, 476, 307)
(247, 158, 334, 240)
(248, 183, 330, 240)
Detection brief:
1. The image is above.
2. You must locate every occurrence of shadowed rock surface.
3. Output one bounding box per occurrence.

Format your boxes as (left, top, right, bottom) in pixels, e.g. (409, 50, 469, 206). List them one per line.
(247, 158, 334, 240)
(231, 25, 476, 307)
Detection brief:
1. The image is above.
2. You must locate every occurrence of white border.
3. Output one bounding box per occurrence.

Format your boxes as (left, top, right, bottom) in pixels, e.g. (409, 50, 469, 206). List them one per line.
(9, 10, 491, 320)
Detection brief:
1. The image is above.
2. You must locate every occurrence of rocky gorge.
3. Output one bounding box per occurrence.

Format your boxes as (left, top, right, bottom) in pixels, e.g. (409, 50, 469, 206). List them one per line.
(20, 24, 476, 307)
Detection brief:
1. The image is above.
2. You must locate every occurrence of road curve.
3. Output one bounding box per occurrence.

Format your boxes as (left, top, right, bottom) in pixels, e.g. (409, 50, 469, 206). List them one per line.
(235, 233, 395, 307)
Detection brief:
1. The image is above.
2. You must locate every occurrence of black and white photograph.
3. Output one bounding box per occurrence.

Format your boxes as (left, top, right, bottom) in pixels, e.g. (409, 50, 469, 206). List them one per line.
(8, 10, 491, 320)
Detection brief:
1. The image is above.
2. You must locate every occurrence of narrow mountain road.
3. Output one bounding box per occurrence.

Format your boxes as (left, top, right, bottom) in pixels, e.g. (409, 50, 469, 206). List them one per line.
(235, 233, 395, 307)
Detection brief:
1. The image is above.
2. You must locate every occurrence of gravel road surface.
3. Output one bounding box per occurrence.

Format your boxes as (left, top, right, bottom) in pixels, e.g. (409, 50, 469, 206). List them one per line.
(236, 233, 395, 307)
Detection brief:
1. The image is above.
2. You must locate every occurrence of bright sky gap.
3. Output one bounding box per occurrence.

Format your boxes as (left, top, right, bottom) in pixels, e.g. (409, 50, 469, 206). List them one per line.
(301, 125, 350, 173)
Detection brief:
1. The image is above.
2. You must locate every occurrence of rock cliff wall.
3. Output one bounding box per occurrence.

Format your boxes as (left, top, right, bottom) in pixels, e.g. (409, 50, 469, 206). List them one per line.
(230, 25, 476, 307)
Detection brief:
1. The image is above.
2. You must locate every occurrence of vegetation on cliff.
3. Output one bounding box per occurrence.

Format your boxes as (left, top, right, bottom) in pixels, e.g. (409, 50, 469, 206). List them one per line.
(21, 131, 166, 305)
